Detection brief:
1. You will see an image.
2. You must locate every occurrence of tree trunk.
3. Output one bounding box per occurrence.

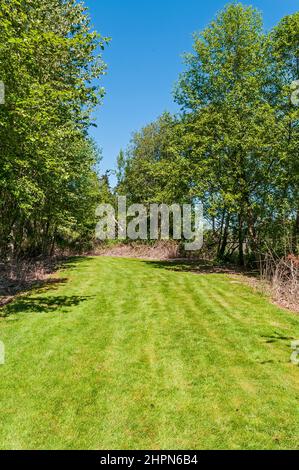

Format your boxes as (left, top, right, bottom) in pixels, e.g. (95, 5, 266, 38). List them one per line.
(293, 210, 299, 253)
(247, 207, 258, 261)
(238, 214, 245, 266)
(218, 213, 230, 259)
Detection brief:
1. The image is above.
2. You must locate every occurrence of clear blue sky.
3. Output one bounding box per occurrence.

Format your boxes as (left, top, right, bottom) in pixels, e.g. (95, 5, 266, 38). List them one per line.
(85, 0, 298, 182)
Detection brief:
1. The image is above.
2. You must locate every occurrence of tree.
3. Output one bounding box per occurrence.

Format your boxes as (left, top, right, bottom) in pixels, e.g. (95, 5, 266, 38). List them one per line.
(0, 0, 110, 257)
(174, 3, 288, 264)
(116, 113, 191, 206)
(272, 13, 299, 251)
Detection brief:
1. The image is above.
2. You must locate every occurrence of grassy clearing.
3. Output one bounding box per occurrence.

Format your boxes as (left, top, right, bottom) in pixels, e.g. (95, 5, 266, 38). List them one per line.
(0, 256, 299, 450)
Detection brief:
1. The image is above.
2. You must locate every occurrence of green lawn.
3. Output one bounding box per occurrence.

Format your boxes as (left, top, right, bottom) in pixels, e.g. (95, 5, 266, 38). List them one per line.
(0, 256, 299, 450)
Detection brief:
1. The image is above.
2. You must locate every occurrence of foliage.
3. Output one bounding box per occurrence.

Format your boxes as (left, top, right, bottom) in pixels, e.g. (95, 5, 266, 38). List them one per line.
(0, 0, 110, 257)
(117, 4, 299, 266)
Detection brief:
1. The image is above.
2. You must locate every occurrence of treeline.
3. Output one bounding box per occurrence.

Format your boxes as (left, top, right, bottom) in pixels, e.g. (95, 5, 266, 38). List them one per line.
(0, 0, 109, 259)
(116, 4, 299, 266)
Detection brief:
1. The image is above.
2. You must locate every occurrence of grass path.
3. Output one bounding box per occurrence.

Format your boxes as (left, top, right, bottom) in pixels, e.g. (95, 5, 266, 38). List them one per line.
(0, 257, 299, 449)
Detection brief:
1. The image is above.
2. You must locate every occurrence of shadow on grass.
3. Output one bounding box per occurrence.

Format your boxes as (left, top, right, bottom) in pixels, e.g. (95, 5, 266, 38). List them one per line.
(55, 256, 91, 271)
(0, 256, 91, 293)
(261, 332, 295, 343)
(2, 294, 93, 316)
(143, 259, 250, 275)
(0, 256, 94, 313)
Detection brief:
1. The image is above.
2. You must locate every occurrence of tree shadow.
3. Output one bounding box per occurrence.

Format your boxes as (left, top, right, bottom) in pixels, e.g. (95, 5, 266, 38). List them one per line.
(0, 256, 91, 294)
(0, 256, 94, 313)
(55, 256, 91, 271)
(261, 332, 295, 344)
(0, 278, 68, 308)
(143, 259, 250, 275)
(2, 294, 93, 316)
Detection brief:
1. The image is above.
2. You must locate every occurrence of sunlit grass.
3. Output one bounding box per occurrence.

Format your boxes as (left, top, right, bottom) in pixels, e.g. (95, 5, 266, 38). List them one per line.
(0, 257, 299, 449)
